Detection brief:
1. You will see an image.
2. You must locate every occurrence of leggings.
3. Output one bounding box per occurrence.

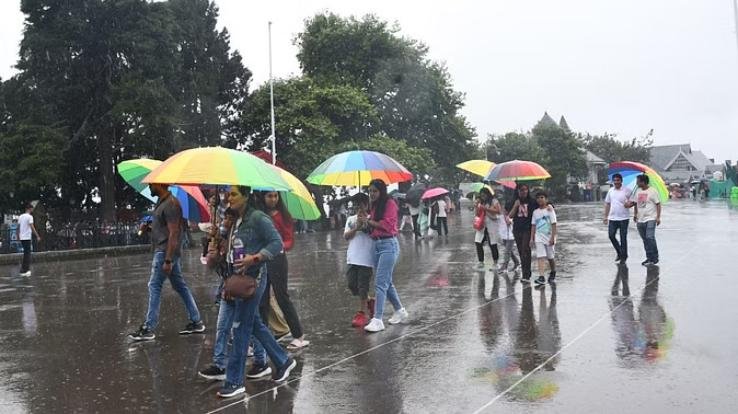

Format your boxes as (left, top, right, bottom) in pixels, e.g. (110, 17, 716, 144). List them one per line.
(476, 229, 499, 262)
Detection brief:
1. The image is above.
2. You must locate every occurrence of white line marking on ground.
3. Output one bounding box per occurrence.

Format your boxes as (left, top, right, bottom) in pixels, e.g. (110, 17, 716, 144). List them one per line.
(205, 273, 522, 414)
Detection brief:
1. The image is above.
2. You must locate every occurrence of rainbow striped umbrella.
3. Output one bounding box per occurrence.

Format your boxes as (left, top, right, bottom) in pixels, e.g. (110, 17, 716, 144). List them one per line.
(608, 161, 669, 203)
(255, 165, 321, 221)
(307, 150, 413, 186)
(142, 147, 290, 191)
(117, 159, 210, 222)
(485, 160, 551, 182)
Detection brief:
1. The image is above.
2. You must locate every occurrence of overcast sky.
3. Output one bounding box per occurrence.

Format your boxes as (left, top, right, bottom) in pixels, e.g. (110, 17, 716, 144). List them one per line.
(2, 0, 737, 163)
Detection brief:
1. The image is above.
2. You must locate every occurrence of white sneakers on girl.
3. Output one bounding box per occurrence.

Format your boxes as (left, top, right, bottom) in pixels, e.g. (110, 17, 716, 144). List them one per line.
(388, 308, 409, 325)
(364, 318, 385, 332)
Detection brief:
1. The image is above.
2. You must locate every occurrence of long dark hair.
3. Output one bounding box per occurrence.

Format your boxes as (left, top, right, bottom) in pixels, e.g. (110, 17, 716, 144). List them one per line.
(253, 191, 292, 222)
(369, 179, 392, 221)
(479, 187, 494, 204)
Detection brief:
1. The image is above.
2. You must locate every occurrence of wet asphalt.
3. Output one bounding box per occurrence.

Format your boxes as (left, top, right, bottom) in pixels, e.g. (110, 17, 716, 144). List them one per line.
(1, 200, 737, 413)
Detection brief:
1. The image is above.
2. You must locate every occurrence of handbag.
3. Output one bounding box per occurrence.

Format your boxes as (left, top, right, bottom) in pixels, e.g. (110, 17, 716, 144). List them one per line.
(223, 268, 261, 300)
(473, 207, 485, 231)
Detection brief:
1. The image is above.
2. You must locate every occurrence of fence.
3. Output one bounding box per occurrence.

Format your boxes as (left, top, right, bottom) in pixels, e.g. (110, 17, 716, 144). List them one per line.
(0, 221, 149, 254)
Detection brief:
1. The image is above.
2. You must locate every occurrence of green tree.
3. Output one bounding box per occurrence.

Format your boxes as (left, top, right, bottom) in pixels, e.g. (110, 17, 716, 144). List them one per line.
(532, 120, 587, 196)
(486, 132, 545, 165)
(295, 13, 477, 177)
(581, 132, 652, 164)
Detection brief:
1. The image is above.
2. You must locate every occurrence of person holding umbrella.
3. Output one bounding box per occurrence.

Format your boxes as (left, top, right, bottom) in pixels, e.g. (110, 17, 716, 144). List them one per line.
(216, 186, 296, 398)
(506, 184, 540, 283)
(364, 179, 409, 332)
(474, 187, 501, 269)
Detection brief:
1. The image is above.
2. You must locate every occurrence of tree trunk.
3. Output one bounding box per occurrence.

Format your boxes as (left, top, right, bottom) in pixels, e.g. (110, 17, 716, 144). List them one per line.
(99, 124, 116, 222)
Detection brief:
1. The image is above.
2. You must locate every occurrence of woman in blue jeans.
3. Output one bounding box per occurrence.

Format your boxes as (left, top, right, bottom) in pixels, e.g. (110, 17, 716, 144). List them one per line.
(207, 186, 297, 398)
(364, 179, 409, 333)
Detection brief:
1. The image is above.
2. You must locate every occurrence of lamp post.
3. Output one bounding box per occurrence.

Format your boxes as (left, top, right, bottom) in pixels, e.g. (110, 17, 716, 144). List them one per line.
(268, 21, 276, 165)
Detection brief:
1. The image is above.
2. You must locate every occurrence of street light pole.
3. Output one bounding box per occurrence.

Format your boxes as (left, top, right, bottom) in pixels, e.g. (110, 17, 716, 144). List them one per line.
(268, 21, 276, 165)
(734, 0, 738, 54)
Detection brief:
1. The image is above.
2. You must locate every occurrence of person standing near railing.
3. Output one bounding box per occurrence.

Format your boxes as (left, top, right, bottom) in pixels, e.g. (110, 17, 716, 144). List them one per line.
(18, 203, 41, 277)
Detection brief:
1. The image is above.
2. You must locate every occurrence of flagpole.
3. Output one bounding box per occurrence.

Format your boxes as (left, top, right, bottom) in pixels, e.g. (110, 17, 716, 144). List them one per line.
(269, 21, 276, 165)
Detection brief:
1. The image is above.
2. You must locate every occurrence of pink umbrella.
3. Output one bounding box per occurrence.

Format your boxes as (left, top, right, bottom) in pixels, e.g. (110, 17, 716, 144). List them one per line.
(421, 187, 449, 200)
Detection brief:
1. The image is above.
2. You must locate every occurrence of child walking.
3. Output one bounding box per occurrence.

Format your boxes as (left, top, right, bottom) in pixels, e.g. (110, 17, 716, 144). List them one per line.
(344, 193, 376, 327)
(498, 215, 520, 273)
(529, 191, 557, 286)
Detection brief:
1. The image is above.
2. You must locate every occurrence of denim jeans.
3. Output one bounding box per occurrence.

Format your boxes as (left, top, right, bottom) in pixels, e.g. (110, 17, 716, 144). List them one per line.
(608, 219, 629, 260)
(637, 220, 659, 262)
(144, 251, 201, 330)
(212, 297, 236, 369)
(373, 237, 403, 319)
(224, 269, 289, 388)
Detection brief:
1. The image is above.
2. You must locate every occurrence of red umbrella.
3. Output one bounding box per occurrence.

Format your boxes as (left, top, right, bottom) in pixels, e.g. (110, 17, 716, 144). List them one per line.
(421, 187, 449, 200)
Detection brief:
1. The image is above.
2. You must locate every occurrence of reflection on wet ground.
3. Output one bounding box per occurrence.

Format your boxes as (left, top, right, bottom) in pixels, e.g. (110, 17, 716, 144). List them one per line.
(1, 201, 737, 413)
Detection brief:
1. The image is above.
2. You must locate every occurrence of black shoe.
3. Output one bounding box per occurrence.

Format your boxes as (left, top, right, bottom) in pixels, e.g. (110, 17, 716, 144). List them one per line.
(520, 277, 531, 284)
(641, 260, 651, 266)
(179, 321, 205, 335)
(217, 383, 245, 398)
(620, 256, 627, 263)
(534, 276, 546, 286)
(272, 358, 297, 383)
(548, 271, 556, 283)
(246, 363, 272, 379)
(615, 255, 621, 263)
(651, 259, 659, 265)
(128, 325, 155, 341)
(198, 365, 225, 381)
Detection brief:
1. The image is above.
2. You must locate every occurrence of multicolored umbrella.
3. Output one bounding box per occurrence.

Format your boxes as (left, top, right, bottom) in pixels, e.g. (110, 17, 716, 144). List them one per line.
(608, 161, 669, 203)
(306, 150, 413, 186)
(142, 147, 291, 191)
(117, 159, 210, 222)
(255, 166, 321, 221)
(117, 159, 163, 202)
(485, 160, 551, 182)
(169, 185, 210, 223)
(421, 187, 449, 200)
(457, 159, 496, 177)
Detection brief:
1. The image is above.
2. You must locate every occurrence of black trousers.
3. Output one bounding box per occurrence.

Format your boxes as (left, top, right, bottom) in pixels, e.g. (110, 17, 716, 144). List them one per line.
(437, 217, 448, 236)
(20, 240, 32, 273)
(476, 229, 499, 262)
(411, 214, 421, 237)
(513, 229, 532, 278)
(259, 253, 303, 338)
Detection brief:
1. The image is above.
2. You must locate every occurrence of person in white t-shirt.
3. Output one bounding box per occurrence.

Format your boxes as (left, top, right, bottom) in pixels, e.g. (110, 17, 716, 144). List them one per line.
(344, 193, 376, 327)
(529, 192, 557, 285)
(18, 203, 41, 277)
(433, 198, 449, 236)
(603, 173, 634, 264)
(629, 174, 661, 266)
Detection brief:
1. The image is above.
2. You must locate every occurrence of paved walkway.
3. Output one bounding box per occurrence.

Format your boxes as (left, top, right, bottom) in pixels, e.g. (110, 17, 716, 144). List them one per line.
(0, 201, 736, 413)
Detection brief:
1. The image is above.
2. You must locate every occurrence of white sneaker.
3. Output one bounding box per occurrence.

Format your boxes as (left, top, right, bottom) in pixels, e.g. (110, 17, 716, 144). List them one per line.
(20, 271, 31, 277)
(388, 308, 409, 325)
(364, 318, 385, 332)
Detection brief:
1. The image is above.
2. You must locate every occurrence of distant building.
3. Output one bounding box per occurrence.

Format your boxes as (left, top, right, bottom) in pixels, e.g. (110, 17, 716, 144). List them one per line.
(649, 144, 723, 183)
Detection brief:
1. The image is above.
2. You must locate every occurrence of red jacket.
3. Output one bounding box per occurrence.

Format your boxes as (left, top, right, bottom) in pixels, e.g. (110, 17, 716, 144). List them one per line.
(271, 210, 294, 252)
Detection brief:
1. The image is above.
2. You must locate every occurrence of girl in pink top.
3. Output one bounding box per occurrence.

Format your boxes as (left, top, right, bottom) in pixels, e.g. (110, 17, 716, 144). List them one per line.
(364, 179, 408, 332)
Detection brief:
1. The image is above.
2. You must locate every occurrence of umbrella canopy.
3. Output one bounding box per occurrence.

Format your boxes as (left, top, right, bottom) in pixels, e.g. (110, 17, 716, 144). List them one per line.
(117, 159, 210, 222)
(255, 166, 321, 221)
(169, 185, 210, 222)
(608, 161, 669, 203)
(469, 182, 495, 195)
(389, 190, 406, 199)
(485, 160, 551, 182)
(457, 159, 495, 177)
(142, 147, 291, 191)
(405, 182, 427, 207)
(306, 150, 413, 186)
(421, 187, 449, 201)
(117, 159, 163, 202)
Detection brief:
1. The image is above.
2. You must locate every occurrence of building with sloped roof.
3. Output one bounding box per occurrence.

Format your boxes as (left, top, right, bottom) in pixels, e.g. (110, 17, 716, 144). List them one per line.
(649, 144, 722, 182)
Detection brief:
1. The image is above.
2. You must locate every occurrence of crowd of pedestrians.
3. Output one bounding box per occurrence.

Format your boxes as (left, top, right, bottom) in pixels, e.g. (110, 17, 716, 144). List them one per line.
(109, 173, 662, 399)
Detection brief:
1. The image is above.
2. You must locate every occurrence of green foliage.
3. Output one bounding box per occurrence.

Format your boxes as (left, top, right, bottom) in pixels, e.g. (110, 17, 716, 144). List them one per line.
(487, 132, 545, 164)
(532, 121, 587, 195)
(3, 0, 251, 218)
(295, 13, 477, 173)
(581, 133, 652, 164)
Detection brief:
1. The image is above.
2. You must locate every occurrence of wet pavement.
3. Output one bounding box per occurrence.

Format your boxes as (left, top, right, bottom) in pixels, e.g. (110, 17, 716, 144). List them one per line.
(1, 201, 737, 413)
